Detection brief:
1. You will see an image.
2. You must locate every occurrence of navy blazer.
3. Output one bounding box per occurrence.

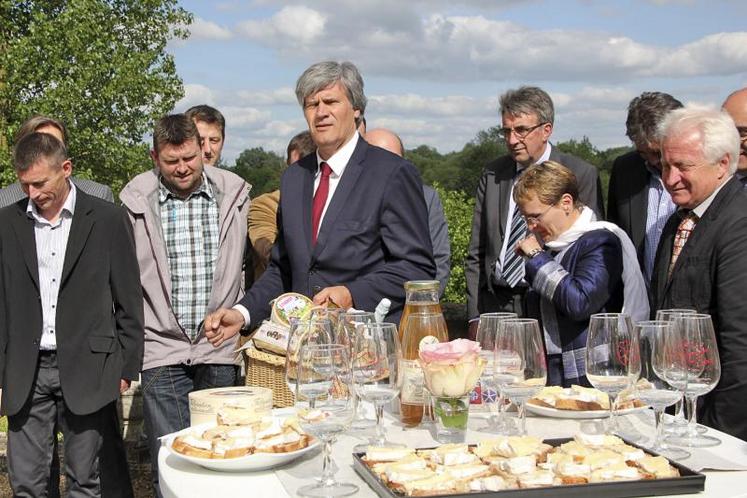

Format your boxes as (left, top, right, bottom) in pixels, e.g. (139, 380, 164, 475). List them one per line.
(240, 138, 436, 324)
(524, 229, 624, 386)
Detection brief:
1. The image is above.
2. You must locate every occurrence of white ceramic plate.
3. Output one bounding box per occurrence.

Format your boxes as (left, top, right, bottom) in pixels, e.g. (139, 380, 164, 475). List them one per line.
(164, 411, 320, 472)
(525, 402, 649, 419)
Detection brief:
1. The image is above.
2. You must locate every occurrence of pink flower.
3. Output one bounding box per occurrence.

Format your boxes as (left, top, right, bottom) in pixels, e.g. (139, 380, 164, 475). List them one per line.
(419, 339, 485, 397)
(419, 338, 482, 365)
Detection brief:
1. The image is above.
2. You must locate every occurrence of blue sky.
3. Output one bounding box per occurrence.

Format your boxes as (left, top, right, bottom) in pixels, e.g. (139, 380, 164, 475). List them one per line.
(170, 0, 747, 165)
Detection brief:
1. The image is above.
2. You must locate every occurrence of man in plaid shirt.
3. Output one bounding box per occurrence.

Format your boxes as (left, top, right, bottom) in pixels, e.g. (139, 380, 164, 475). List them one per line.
(120, 114, 250, 497)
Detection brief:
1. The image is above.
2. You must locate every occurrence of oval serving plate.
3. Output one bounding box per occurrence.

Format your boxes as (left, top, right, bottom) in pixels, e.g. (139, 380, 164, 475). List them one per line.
(525, 402, 649, 419)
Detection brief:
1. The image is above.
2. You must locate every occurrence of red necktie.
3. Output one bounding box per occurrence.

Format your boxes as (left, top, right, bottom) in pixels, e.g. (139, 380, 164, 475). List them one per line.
(311, 162, 332, 245)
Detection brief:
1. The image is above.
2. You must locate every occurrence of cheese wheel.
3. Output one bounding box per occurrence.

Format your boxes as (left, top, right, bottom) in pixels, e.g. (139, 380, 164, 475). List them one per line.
(188, 386, 272, 426)
(270, 292, 314, 327)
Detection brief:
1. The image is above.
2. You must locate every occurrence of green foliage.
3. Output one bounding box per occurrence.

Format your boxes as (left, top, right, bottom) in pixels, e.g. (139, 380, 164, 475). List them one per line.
(433, 183, 474, 304)
(0, 0, 192, 193)
(230, 147, 286, 196)
(0, 415, 6, 433)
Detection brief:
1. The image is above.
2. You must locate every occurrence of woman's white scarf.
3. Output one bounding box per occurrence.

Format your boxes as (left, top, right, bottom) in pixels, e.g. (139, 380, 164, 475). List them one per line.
(544, 206, 650, 323)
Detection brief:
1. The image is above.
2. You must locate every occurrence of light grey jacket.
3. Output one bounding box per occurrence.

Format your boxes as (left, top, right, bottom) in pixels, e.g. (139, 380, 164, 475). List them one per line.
(120, 167, 250, 370)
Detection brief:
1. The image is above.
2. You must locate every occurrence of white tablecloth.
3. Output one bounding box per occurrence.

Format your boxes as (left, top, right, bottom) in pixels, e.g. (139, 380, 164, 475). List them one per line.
(159, 409, 747, 498)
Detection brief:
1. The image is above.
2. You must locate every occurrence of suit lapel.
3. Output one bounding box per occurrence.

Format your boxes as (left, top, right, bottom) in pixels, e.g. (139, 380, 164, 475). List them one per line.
(497, 157, 515, 238)
(298, 156, 316, 257)
(9, 201, 40, 291)
(61, 191, 94, 287)
(312, 140, 366, 259)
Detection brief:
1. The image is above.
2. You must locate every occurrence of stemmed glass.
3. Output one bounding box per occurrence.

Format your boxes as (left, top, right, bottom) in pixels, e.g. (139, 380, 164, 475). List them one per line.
(635, 321, 690, 460)
(475, 312, 517, 432)
(285, 318, 334, 401)
(585, 313, 641, 436)
(655, 308, 703, 435)
(665, 313, 721, 448)
(296, 344, 358, 497)
(351, 322, 403, 451)
(494, 318, 547, 435)
(335, 311, 377, 430)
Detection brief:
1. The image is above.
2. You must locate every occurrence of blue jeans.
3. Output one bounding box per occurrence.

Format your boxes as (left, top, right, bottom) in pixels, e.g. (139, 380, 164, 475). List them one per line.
(141, 363, 237, 497)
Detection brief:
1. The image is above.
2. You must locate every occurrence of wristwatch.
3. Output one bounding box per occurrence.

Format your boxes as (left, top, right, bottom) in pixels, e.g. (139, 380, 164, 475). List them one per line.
(525, 247, 543, 259)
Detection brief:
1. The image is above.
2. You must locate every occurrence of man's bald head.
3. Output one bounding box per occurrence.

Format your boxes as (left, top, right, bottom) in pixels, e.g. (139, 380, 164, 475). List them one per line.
(365, 128, 404, 157)
(723, 88, 747, 171)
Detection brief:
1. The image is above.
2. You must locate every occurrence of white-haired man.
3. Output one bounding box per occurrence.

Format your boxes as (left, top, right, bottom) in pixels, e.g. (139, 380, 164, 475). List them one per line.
(651, 105, 747, 442)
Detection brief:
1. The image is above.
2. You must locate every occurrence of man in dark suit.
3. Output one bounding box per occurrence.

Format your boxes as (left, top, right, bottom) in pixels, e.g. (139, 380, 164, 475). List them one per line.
(650, 106, 747, 442)
(465, 86, 603, 338)
(607, 92, 683, 284)
(203, 60, 435, 341)
(0, 115, 113, 207)
(0, 133, 143, 496)
(0, 114, 130, 498)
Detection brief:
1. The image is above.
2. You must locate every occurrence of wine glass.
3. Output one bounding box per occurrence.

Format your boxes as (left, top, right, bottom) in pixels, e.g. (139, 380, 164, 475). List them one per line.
(296, 344, 358, 497)
(475, 312, 517, 432)
(655, 308, 702, 435)
(494, 318, 547, 435)
(635, 321, 690, 460)
(665, 313, 721, 448)
(585, 313, 640, 436)
(284, 318, 334, 401)
(335, 311, 377, 430)
(352, 322, 403, 451)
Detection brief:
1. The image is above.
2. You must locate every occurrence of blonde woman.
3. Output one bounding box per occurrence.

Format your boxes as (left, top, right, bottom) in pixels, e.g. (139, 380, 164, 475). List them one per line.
(513, 161, 648, 386)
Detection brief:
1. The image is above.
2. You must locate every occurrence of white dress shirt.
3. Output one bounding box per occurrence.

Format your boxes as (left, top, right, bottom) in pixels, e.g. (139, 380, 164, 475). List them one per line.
(27, 182, 77, 351)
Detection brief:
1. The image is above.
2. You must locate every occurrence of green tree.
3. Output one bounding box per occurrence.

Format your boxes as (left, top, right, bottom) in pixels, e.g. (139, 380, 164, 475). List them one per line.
(434, 183, 474, 304)
(231, 147, 286, 196)
(0, 0, 192, 192)
(555, 136, 602, 168)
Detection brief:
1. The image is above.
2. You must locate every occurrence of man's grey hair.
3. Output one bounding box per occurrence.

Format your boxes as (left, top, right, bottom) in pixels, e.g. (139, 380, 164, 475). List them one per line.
(626, 92, 683, 145)
(295, 61, 367, 125)
(13, 132, 68, 172)
(499, 86, 554, 125)
(658, 105, 740, 175)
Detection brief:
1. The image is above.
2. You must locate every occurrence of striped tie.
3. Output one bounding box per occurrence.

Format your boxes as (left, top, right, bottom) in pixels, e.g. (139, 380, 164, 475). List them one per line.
(501, 206, 528, 288)
(667, 211, 698, 279)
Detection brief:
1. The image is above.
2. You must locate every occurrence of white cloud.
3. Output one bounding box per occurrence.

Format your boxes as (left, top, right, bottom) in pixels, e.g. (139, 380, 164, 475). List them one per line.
(237, 87, 297, 106)
(236, 6, 326, 45)
(369, 94, 496, 117)
(189, 17, 233, 40)
(176, 84, 218, 109)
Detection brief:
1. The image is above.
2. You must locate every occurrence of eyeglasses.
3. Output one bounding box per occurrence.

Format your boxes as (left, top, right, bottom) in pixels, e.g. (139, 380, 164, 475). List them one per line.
(737, 126, 747, 141)
(499, 122, 547, 140)
(521, 204, 554, 225)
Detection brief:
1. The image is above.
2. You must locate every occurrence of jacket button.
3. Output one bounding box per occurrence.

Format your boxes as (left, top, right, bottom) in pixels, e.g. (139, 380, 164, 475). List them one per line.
(312, 285, 322, 294)
(185, 359, 192, 365)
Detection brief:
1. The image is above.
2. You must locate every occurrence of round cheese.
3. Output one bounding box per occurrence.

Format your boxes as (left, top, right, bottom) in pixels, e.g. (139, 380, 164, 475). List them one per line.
(188, 386, 272, 426)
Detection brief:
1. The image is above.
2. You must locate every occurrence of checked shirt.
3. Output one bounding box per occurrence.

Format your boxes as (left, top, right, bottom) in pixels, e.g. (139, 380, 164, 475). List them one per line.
(159, 175, 219, 341)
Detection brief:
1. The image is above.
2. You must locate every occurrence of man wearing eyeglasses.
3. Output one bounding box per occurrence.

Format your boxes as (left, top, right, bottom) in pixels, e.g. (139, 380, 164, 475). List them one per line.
(607, 92, 683, 285)
(465, 86, 603, 338)
(722, 88, 747, 184)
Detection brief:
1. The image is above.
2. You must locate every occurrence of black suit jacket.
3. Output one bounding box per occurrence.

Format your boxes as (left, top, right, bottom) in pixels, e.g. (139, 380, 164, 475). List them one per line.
(606, 151, 651, 269)
(651, 176, 747, 441)
(465, 149, 604, 319)
(0, 191, 144, 416)
(240, 138, 435, 324)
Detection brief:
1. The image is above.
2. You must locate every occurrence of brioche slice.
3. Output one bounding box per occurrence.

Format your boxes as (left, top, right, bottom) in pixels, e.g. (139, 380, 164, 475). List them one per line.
(400, 472, 457, 496)
(590, 462, 642, 482)
(364, 446, 416, 466)
(172, 435, 214, 459)
(636, 455, 680, 479)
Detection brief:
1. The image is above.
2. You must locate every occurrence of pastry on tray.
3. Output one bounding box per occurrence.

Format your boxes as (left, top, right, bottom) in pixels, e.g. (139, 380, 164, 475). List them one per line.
(528, 385, 645, 411)
(362, 433, 680, 496)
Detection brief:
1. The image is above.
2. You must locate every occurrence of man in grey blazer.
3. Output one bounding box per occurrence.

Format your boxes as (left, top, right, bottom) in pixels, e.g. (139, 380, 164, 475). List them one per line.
(0, 115, 113, 208)
(365, 127, 451, 296)
(465, 86, 603, 338)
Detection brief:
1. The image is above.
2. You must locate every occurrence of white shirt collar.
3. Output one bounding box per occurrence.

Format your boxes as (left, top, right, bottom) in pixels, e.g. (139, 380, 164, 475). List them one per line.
(27, 179, 77, 225)
(315, 131, 360, 177)
(517, 142, 552, 172)
(692, 175, 732, 218)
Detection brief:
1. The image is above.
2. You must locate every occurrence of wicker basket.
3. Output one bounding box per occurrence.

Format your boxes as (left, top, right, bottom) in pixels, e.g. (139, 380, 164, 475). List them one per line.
(244, 344, 294, 408)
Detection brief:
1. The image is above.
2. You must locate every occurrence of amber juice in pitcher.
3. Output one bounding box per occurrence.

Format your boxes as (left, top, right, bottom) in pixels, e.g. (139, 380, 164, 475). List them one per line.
(398, 281, 447, 427)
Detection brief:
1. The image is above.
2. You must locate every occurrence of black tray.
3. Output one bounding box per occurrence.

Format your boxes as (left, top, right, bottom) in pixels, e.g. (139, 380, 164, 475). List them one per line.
(352, 437, 705, 497)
